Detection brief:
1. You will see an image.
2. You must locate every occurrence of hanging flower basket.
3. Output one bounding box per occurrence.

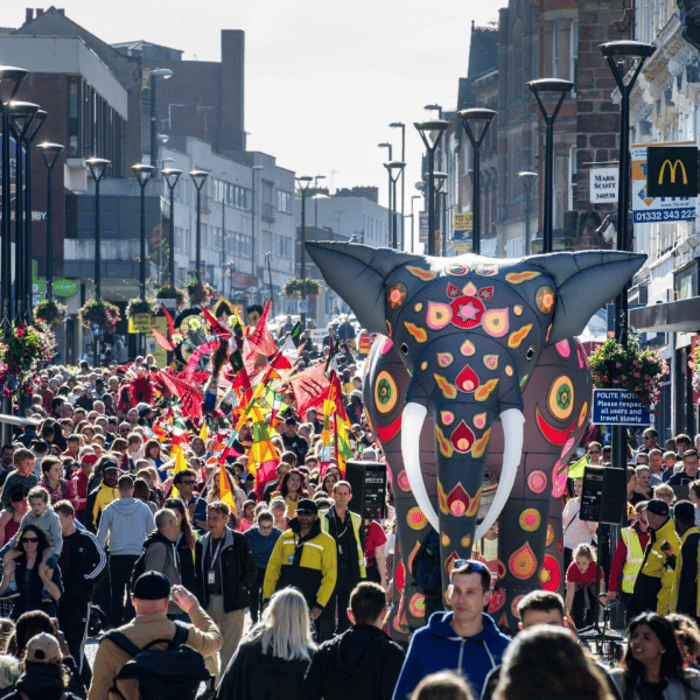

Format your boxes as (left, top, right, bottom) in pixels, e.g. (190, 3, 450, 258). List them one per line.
(688, 343, 700, 399)
(33, 298, 67, 327)
(588, 334, 668, 409)
(155, 283, 185, 308)
(0, 322, 55, 399)
(77, 299, 121, 331)
(187, 279, 213, 306)
(285, 278, 319, 297)
(126, 297, 155, 320)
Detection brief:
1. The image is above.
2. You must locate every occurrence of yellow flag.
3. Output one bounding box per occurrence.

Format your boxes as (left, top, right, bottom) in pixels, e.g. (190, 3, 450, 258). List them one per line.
(170, 445, 188, 498)
(199, 422, 209, 442)
(219, 466, 237, 513)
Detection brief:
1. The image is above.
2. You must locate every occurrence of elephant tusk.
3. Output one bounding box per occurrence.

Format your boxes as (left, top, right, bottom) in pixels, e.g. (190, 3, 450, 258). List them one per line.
(474, 408, 525, 540)
(402, 402, 440, 532)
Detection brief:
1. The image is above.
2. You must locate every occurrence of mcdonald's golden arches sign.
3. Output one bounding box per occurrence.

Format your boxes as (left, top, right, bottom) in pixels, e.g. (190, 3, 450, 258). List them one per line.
(646, 145, 698, 198)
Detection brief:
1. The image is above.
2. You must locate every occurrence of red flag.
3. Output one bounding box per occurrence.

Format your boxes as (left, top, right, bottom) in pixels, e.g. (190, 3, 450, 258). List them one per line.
(248, 300, 277, 358)
(152, 328, 175, 352)
(161, 371, 203, 421)
(201, 305, 231, 339)
(162, 305, 176, 338)
(184, 340, 220, 381)
(255, 460, 278, 500)
(291, 362, 331, 416)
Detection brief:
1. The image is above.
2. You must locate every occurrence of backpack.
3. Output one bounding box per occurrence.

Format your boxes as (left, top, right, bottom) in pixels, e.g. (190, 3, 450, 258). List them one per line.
(104, 621, 212, 700)
(411, 527, 441, 594)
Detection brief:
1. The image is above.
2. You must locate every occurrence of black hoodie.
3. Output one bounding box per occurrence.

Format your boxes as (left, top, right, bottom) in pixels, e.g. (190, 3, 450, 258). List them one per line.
(301, 623, 405, 700)
(0, 663, 83, 700)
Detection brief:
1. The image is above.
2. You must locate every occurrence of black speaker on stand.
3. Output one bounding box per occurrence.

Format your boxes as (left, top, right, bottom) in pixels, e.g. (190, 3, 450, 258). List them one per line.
(344, 461, 387, 520)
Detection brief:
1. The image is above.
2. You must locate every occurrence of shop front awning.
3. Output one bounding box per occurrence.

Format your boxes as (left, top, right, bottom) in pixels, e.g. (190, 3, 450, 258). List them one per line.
(629, 297, 700, 334)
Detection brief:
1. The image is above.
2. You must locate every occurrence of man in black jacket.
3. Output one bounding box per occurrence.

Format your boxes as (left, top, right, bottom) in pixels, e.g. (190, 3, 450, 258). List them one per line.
(302, 582, 404, 700)
(55, 499, 107, 685)
(195, 501, 256, 677)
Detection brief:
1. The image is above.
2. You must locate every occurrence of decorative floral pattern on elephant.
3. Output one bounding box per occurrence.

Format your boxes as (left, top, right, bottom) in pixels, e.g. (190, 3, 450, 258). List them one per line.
(307, 242, 645, 638)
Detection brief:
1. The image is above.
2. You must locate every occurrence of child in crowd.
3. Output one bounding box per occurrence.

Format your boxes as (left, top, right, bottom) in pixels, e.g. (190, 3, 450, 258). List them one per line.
(1, 451, 38, 512)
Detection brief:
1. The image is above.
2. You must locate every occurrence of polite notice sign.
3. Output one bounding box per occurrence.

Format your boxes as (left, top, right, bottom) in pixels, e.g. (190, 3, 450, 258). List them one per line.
(592, 388, 650, 426)
(590, 168, 618, 203)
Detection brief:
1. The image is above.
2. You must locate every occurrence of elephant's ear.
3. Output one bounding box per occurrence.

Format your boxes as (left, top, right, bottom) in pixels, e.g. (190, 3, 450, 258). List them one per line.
(305, 242, 423, 334)
(526, 250, 646, 343)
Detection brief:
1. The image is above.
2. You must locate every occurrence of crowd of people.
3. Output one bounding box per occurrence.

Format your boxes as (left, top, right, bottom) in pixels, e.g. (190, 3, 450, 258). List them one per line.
(0, 308, 695, 700)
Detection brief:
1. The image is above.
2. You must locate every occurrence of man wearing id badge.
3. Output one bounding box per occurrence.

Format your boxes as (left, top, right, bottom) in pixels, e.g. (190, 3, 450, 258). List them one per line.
(195, 501, 256, 677)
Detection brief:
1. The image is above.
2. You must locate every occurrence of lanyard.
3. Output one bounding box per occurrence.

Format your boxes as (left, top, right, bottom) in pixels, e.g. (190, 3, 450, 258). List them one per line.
(208, 537, 224, 571)
(331, 508, 349, 541)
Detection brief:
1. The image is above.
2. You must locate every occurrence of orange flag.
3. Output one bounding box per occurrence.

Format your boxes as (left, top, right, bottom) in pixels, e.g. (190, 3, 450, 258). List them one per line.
(219, 466, 237, 513)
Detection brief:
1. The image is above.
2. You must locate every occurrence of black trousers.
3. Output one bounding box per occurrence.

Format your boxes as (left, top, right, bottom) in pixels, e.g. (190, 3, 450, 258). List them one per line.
(109, 554, 138, 625)
(326, 570, 356, 637)
(58, 601, 92, 686)
(249, 567, 266, 624)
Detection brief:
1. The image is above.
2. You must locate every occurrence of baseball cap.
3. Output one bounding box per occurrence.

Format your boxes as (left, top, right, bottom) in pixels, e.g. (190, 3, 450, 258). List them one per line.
(25, 632, 62, 664)
(296, 498, 318, 515)
(645, 498, 669, 516)
(132, 571, 171, 600)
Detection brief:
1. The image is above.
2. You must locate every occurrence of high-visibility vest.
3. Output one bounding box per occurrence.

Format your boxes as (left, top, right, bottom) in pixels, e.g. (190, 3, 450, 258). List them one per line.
(320, 509, 367, 579)
(621, 526, 645, 594)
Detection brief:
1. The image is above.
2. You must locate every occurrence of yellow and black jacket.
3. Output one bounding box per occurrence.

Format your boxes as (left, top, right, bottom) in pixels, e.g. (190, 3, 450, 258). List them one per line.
(263, 518, 337, 611)
(670, 525, 700, 617)
(632, 516, 680, 615)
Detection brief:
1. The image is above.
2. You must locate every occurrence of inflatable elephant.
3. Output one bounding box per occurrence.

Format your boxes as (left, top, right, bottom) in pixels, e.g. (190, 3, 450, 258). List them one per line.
(306, 243, 645, 628)
(364, 335, 593, 636)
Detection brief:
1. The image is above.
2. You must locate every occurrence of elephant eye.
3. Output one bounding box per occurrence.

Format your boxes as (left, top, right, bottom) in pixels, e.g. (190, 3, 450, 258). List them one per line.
(400, 342, 409, 355)
(526, 345, 536, 360)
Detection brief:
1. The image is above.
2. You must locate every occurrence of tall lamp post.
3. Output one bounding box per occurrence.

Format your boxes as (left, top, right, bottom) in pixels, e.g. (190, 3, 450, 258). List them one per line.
(389, 122, 406, 248)
(8, 101, 38, 321)
(518, 171, 538, 255)
(378, 142, 393, 241)
(0, 67, 27, 329)
(21, 108, 46, 321)
(250, 165, 263, 300)
(162, 168, 181, 285)
(265, 251, 274, 318)
(527, 79, 573, 253)
(149, 68, 173, 176)
(37, 142, 63, 301)
(414, 119, 448, 255)
(85, 157, 110, 369)
(296, 175, 313, 330)
(190, 169, 209, 282)
(599, 40, 655, 491)
(132, 164, 155, 300)
(457, 108, 496, 256)
(434, 171, 448, 256)
(384, 161, 405, 249)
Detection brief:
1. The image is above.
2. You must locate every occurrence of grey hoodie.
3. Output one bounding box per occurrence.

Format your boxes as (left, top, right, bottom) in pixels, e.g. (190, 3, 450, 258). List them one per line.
(97, 498, 155, 556)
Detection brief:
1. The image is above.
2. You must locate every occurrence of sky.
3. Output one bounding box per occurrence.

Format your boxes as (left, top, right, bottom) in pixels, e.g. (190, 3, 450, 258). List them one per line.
(7, 1, 500, 221)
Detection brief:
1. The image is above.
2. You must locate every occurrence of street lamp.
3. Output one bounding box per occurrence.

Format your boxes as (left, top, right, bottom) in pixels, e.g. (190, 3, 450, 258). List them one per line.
(599, 40, 655, 492)
(251, 165, 263, 299)
(8, 101, 38, 320)
(434, 171, 448, 256)
(190, 169, 209, 282)
(85, 156, 110, 369)
(410, 194, 422, 254)
(414, 119, 448, 255)
(384, 161, 405, 249)
(527, 79, 574, 253)
(518, 171, 538, 256)
(149, 68, 173, 176)
(296, 175, 313, 329)
(313, 174, 325, 228)
(265, 251, 274, 318)
(390, 122, 406, 247)
(37, 142, 63, 301)
(162, 168, 182, 285)
(132, 164, 155, 300)
(21, 108, 46, 321)
(458, 108, 496, 256)
(0, 66, 27, 328)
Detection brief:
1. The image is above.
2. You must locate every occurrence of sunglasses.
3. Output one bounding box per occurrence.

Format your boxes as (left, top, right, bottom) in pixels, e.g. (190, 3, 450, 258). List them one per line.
(21, 537, 39, 543)
(588, 450, 601, 455)
(453, 559, 488, 573)
(181, 480, 196, 485)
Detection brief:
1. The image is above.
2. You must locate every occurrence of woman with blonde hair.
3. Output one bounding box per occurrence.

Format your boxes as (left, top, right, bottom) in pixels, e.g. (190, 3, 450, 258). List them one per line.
(411, 670, 474, 700)
(494, 626, 612, 700)
(215, 587, 315, 700)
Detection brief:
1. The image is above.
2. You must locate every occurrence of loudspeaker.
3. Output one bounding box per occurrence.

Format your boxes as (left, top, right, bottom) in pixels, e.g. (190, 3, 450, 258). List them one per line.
(344, 461, 387, 520)
(580, 465, 627, 525)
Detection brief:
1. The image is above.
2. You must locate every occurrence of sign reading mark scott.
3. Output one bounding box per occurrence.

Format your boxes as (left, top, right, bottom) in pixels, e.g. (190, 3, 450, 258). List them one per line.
(592, 388, 650, 426)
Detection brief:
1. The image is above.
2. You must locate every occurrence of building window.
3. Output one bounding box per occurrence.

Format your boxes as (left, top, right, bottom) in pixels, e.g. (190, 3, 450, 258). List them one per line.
(277, 235, 292, 259)
(277, 189, 292, 214)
